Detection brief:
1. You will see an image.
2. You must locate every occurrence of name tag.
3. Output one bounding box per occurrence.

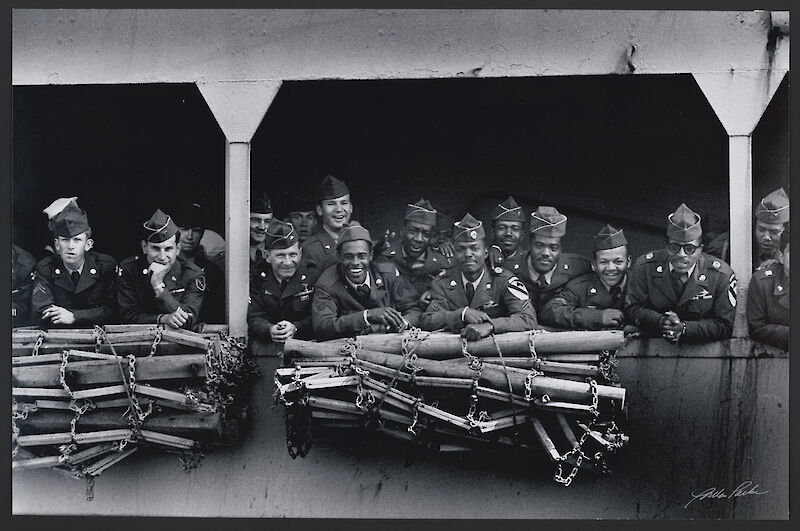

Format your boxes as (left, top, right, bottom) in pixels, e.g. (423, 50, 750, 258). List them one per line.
(170, 288, 186, 294)
(690, 289, 712, 300)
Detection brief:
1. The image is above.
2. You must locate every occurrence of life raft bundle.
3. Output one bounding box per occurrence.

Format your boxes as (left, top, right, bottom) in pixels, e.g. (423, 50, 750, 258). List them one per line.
(277, 329, 629, 486)
(11, 324, 256, 500)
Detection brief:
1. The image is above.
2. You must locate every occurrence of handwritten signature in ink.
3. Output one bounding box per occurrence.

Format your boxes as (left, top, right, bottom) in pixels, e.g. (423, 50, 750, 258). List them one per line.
(684, 481, 769, 509)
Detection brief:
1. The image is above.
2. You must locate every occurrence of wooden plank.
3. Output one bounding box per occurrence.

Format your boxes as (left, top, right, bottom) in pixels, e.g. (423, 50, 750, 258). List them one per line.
(16, 429, 133, 447)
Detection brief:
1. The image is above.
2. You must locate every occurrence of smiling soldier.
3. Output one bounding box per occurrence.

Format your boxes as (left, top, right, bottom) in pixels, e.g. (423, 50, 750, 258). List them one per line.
(30, 197, 117, 328)
(625, 203, 736, 344)
(420, 213, 537, 340)
(516, 206, 592, 316)
(488, 196, 526, 274)
(286, 191, 318, 244)
(312, 222, 421, 341)
(117, 209, 206, 330)
(248, 219, 317, 343)
(249, 191, 274, 267)
(301, 175, 354, 276)
(541, 225, 630, 330)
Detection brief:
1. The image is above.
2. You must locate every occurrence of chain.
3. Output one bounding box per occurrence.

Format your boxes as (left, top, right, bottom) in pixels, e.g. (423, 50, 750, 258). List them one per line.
(126, 355, 149, 423)
(461, 337, 482, 371)
(528, 331, 540, 362)
(93, 325, 104, 353)
(466, 379, 479, 426)
(407, 400, 421, 436)
(179, 446, 205, 472)
(523, 369, 543, 402)
(60, 350, 75, 399)
(85, 476, 95, 501)
(68, 399, 94, 441)
(31, 333, 45, 356)
(553, 426, 592, 487)
(587, 378, 600, 418)
(12, 402, 38, 420)
(148, 325, 164, 356)
(58, 443, 78, 463)
(223, 333, 248, 351)
(598, 350, 619, 383)
(204, 341, 218, 382)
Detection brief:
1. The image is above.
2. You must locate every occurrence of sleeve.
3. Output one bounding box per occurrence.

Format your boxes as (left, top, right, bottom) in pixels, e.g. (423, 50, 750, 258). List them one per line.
(247, 282, 275, 342)
(389, 274, 422, 328)
(746, 276, 788, 350)
(540, 281, 604, 330)
(12, 267, 35, 328)
(292, 314, 314, 340)
(169, 272, 205, 331)
(30, 261, 56, 326)
(489, 275, 538, 334)
(681, 271, 735, 343)
(419, 281, 465, 332)
(117, 266, 162, 325)
(311, 283, 370, 341)
(71, 259, 118, 326)
(624, 262, 665, 337)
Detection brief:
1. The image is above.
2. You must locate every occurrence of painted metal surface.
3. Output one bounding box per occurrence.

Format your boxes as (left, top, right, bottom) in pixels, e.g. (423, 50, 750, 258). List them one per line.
(224, 142, 251, 338)
(12, 339, 788, 519)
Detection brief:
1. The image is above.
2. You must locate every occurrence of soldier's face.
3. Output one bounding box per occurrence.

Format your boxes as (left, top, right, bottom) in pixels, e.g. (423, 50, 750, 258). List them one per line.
(179, 227, 204, 256)
(454, 239, 488, 276)
(316, 195, 352, 232)
(339, 240, 371, 285)
(493, 221, 523, 254)
(666, 238, 702, 273)
(435, 225, 453, 247)
(592, 246, 630, 288)
(250, 213, 273, 244)
(266, 243, 302, 280)
(402, 221, 434, 258)
(54, 232, 92, 268)
(529, 235, 562, 274)
(141, 235, 179, 267)
(289, 211, 317, 242)
(754, 220, 785, 257)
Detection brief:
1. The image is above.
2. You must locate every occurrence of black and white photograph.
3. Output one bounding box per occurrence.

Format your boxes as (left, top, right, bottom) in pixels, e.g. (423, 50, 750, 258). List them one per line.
(9, 8, 790, 521)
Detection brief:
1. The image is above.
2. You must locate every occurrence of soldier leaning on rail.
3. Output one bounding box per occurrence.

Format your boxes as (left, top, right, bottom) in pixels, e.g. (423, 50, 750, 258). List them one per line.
(747, 242, 789, 351)
(625, 203, 736, 344)
(540, 224, 630, 331)
(514, 206, 592, 317)
(301, 174, 355, 276)
(117, 208, 206, 331)
(420, 213, 538, 341)
(311, 222, 421, 341)
(374, 199, 452, 307)
(30, 197, 117, 328)
(12, 244, 37, 327)
(488, 196, 527, 275)
(248, 219, 318, 343)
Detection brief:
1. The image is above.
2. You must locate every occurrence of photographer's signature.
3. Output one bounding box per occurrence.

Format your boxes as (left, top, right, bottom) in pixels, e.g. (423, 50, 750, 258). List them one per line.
(684, 481, 768, 509)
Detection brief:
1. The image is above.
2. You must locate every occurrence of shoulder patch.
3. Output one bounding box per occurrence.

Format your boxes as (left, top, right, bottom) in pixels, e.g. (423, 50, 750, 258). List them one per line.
(507, 276, 529, 300)
(195, 276, 207, 292)
(728, 274, 737, 307)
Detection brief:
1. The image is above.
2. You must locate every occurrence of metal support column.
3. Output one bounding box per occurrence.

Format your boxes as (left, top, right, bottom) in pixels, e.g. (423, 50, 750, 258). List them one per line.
(728, 134, 753, 336)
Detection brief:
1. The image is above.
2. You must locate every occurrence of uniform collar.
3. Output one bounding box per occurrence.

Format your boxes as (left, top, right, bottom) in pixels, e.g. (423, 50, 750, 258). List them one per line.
(527, 256, 555, 284)
(462, 268, 486, 290)
(322, 225, 341, 244)
(668, 261, 697, 278)
(345, 271, 372, 290)
(599, 274, 627, 293)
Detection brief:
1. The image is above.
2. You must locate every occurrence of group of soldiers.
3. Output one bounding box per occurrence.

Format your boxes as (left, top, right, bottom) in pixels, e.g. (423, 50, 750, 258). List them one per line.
(10, 177, 790, 352)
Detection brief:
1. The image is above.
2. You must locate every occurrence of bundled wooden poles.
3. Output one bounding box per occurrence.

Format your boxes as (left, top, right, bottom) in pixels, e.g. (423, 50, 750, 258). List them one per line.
(11, 325, 253, 497)
(277, 328, 629, 486)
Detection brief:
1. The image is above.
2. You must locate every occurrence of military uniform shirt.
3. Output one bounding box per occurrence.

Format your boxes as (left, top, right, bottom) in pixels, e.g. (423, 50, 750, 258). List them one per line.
(117, 255, 206, 331)
(375, 236, 452, 296)
(421, 267, 538, 333)
(312, 261, 421, 341)
(248, 264, 318, 343)
(625, 250, 736, 343)
(300, 228, 340, 276)
(515, 250, 592, 316)
(746, 262, 789, 351)
(30, 251, 117, 328)
(12, 245, 38, 327)
(540, 272, 627, 330)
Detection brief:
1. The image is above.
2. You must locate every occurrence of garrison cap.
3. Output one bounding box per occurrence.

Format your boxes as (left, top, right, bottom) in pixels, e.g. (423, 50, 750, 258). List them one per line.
(492, 196, 525, 223)
(337, 221, 372, 249)
(755, 188, 789, 224)
(593, 224, 628, 251)
(453, 213, 485, 243)
(44, 197, 91, 238)
(667, 203, 702, 242)
(286, 190, 316, 214)
(319, 174, 350, 202)
(405, 199, 438, 226)
(173, 201, 204, 229)
(142, 209, 179, 243)
(250, 191, 273, 215)
(530, 206, 567, 238)
(264, 219, 298, 250)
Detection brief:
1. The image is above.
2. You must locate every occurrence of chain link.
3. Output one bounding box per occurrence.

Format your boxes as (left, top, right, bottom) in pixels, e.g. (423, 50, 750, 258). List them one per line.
(587, 378, 600, 418)
(60, 350, 74, 399)
(127, 355, 149, 423)
(461, 337, 483, 371)
(93, 325, 104, 353)
(31, 333, 45, 356)
(407, 400, 421, 436)
(148, 325, 164, 357)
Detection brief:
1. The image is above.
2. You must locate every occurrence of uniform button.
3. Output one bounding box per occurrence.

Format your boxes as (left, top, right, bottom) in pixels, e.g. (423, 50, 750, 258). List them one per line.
(261, 272, 266, 277)
(699, 274, 706, 281)
(564, 264, 569, 270)
(89, 268, 97, 274)
(486, 284, 491, 290)
(450, 280, 457, 287)
(171, 277, 176, 281)
(55, 268, 60, 274)
(142, 269, 148, 275)
(324, 245, 331, 250)
(589, 288, 597, 294)
(656, 266, 663, 273)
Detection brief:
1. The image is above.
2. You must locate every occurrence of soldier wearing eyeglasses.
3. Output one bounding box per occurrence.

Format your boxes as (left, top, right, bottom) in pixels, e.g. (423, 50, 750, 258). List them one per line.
(625, 203, 736, 344)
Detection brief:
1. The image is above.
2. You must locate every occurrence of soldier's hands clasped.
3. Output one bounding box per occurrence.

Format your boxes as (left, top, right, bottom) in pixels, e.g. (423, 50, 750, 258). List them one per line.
(462, 308, 491, 325)
(270, 320, 297, 342)
(601, 309, 625, 327)
(366, 307, 408, 332)
(462, 322, 494, 341)
(162, 306, 192, 329)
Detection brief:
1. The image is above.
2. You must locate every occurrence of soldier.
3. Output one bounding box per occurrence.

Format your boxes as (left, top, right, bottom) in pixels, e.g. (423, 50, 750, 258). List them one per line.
(248, 219, 317, 343)
(706, 187, 790, 270)
(173, 201, 226, 324)
(117, 209, 206, 330)
(420, 213, 537, 341)
(747, 243, 789, 351)
(516, 206, 592, 316)
(541, 225, 630, 330)
(12, 244, 38, 327)
(301, 174, 354, 275)
(312, 222, 421, 341)
(249, 191, 274, 266)
(375, 199, 452, 301)
(488, 196, 527, 274)
(30, 197, 117, 327)
(286, 191, 318, 244)
(625, 203, 736, 344)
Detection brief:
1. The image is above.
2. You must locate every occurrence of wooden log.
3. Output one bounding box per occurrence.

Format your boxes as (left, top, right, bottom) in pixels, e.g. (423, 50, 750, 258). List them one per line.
(12, 354, 207, 387)
(82, 447, 138, 476)
(12, 442, 120, 471)
(17, 409, 223, 439)
(479, 358, 601, 377)
(160, 329, 212, 349)
(284, 346, 625, 405)
(12, 354, 66, 366)
(556, 413, 581, 448)
(531, 417, 562, 461)
(138, 429, 196, 449)
(12, 341, 201, 357)
(102, 324, 158, 333)
(284, 330, 625, 358)
(16, 429, 133, 447)
(477, 414, 530, 433)
(542, 354, 600, 363)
